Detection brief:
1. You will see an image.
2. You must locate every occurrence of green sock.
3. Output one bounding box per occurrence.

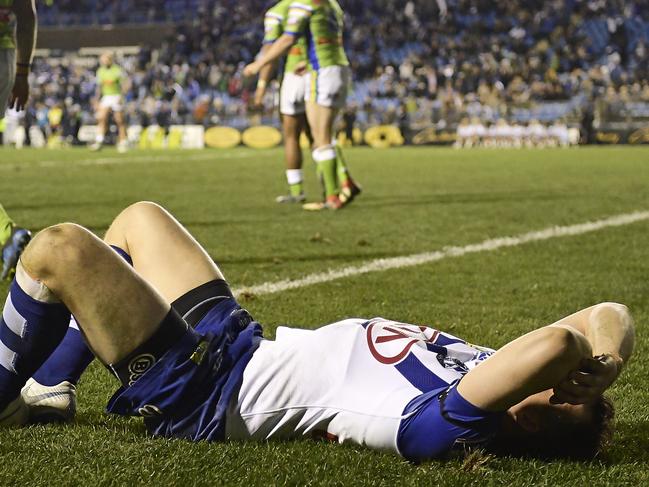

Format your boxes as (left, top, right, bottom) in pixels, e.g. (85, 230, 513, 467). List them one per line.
(313, 146, 339, 197)
(0, 204, 14, 246)
(334, 144, 350, 185)
(289, 182, 304, 197)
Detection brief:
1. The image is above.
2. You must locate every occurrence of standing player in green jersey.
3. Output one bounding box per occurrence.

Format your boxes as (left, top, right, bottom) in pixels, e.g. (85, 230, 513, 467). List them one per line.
(90, 52, 128, 153)
(1, 0, 35, 279)
(245, 0, 361, 211)
(254, 0, 312, 203)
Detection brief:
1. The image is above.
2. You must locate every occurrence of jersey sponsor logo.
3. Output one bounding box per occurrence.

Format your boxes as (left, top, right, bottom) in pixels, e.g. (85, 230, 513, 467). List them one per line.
(365, 319, 440, 365)
(128, 353, 156, 386)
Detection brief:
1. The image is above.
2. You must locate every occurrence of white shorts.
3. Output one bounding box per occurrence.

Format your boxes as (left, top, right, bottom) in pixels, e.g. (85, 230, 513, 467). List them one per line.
(226, 318, 492, 455)
(99, 94, 123, 112)
(305, 65, 350, 109)
(279, 72, 307, 116)
(0, 48, 16, 115)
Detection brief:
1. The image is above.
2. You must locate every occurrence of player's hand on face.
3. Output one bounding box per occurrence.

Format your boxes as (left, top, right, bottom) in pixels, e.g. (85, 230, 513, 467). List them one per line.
(10, 76, 29, 111)
(550, 354, 620, 405)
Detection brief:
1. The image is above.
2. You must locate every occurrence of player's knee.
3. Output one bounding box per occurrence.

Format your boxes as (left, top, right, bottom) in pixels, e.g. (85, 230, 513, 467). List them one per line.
(23, 223, 90, 274)
(120, 201, 166, 223)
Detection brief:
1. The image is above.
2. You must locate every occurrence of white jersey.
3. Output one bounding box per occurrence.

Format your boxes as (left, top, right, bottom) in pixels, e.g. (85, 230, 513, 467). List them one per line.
(226, 318, 495, 458)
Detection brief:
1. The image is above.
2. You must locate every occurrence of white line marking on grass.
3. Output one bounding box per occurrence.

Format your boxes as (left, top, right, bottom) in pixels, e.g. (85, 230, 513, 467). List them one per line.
(0, 150, 270, 170)
(233, 210, 649, 297)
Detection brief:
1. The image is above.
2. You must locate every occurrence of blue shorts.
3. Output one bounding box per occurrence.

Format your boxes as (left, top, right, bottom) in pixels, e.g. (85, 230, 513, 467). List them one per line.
(106, 285, 263, 442)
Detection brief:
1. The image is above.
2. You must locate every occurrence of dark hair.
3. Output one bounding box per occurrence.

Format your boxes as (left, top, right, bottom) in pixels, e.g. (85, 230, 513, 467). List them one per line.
(487, 396, 615, 460)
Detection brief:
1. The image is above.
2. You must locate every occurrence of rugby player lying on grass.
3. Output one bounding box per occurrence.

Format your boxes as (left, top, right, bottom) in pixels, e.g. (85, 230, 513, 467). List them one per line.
(0, 202, 635, 461)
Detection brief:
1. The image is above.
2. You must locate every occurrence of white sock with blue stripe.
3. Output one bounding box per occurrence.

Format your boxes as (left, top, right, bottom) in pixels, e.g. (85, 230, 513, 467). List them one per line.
(0, 262, 70, 410)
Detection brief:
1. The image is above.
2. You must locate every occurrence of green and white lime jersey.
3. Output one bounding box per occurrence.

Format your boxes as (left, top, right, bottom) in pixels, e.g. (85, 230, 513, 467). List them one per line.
(0, 0, 15, 49)
(284, 0, 349, 70)
(263, 0, 307, 74)
(97, 64, 123, 96)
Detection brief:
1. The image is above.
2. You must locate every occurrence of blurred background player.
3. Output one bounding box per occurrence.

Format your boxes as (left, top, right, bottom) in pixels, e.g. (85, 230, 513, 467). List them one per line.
(245, 0, 361, 211)
(254, 0, 312, 204)
(1, 0, 35, 279)
(0, 204, 31, 280)
(89, 52, 128, 153)
(1, 0, 35, 115)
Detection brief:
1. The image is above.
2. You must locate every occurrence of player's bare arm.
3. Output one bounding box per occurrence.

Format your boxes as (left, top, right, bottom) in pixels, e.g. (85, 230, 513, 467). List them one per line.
(244, 33, 295, 77)
(253, 44, 277, 107)
(9, 0, 36, 111)
(458, 324, 592, 412)
(548, 303, 635, 404)
(458, 304, 635, 412)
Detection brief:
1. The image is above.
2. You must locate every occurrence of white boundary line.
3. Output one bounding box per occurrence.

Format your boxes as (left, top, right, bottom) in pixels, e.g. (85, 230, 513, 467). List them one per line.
(233, 210, 649, 297)
(0, 149, 272, 170)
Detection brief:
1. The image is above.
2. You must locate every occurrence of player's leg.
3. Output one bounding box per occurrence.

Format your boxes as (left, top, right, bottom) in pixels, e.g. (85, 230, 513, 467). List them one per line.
(0, 221, 184, 425)
(1, 204, 32, 281)
(113, 107, 128, 153)
(328, 67, 360, 203)
(276, 113, 306, 203)
(303, 66, 359, 210)
(277, 73, 308, 203)
(90, 105, 109, 150)
(304, 100, 341, 207)
(23, 202, 226, 422)
(103, 201, 224, 303)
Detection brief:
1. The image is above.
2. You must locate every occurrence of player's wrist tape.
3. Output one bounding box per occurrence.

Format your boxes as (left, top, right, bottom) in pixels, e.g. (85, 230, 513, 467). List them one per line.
(108, 308, 190, 387)
(257, 79, 267, 89)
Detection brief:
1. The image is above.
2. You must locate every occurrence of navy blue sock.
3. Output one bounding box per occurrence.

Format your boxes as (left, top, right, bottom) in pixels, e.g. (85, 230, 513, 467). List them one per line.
(31, 245, 133, 387)
(32, 318, 95, 386)
(0, 279, 70, 410)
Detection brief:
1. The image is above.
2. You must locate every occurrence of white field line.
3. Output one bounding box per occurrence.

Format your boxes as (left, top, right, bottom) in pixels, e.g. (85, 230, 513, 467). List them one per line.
(0, 149, 270, 170)
(233, 210, 649, 297)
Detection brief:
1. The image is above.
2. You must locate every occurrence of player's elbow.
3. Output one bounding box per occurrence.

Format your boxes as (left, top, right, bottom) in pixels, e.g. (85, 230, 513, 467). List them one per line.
(591, 302, 634, 331)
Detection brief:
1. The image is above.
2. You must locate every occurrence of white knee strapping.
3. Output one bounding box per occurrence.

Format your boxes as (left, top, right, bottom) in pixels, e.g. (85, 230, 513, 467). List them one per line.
(286, 169, 303, 185)
(15, 261, 60, 303)
(312, 145, 336, 163)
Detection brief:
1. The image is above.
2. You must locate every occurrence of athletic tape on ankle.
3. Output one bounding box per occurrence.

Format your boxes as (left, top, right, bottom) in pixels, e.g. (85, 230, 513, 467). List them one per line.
(286, 169, 303, 185)
(312, 145, 336, 162)
(15, 261, 60, 303)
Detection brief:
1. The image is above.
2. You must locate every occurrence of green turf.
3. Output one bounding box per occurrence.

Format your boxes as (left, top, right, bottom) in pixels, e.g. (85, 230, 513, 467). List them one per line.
(1, 146, 648, 485)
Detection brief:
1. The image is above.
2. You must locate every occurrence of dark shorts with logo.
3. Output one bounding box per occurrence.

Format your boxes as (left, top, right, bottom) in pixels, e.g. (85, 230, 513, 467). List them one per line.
(105, 280, 263, 442)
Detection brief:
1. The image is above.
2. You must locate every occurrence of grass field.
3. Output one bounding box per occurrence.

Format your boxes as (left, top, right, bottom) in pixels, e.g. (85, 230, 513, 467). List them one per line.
(1, 146, 648, 485)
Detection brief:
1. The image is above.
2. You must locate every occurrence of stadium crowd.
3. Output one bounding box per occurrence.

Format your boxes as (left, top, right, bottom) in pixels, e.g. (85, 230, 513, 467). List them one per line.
(19, 0, 649, 142)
